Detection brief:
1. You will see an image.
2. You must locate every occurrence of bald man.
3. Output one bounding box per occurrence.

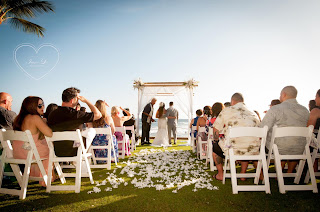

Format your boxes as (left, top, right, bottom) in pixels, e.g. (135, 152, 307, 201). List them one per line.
(0, 92, 17, 129)
(260, 86, 309, 173)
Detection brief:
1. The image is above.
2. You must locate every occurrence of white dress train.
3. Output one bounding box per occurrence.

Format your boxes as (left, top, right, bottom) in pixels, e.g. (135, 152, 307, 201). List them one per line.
(152, 117, 169, 147)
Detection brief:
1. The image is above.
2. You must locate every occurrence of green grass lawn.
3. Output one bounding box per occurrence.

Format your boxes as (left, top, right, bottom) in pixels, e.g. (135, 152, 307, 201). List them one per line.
(1, 140, 320, 212)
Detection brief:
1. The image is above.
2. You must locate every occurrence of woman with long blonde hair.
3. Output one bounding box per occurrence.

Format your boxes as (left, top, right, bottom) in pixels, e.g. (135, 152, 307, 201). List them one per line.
(90, 100, 118, 162)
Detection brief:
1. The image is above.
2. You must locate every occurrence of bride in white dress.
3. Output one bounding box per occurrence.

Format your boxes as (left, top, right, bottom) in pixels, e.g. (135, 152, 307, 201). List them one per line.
(152, 102, 170, 147)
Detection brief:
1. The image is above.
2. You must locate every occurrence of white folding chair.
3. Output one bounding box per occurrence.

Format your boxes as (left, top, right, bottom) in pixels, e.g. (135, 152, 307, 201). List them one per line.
(223, 126, 270, 194)
(206, 127, 216, 171)
(45, 129, 93, 193)
(115, 127, 129, 159)
(197, 127, 207, 160)
(305, 128, 320, 183)
(88, 127, 117, 170)
(0, 129, 48, 199)
(268, 125, 317, 194)
(190, 126, 197, 153)
(124, 126, 136, 152)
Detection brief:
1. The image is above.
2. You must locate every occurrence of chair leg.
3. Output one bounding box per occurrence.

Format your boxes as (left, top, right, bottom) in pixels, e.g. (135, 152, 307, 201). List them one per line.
(112, 142, 117, 166)
(229, 151, 238, 194)
(222, 155, 228, 185)
(55, 162, 66, 184)
(75, 155, 82, 193)
(261, 156, 271, 194)
(305, 147, 318, 193)
(46, 158, 53, 193)
(84, 157, 94, 184)
(294, 159, 305, 184)
(0, 160, 5, 187)
(20, 156, 32, 199)
(304, 148, 317, 183)
(274, 145, 285, 194)
(254, 160, 262, 185)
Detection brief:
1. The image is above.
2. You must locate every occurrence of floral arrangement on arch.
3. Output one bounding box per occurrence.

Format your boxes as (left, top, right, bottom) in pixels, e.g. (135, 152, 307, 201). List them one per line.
(183, 79, 199, 88)
(133, 79, 144, 89)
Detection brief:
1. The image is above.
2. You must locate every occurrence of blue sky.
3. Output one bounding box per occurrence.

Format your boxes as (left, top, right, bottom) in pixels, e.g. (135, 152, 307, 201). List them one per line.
(1, 0, 320, 119)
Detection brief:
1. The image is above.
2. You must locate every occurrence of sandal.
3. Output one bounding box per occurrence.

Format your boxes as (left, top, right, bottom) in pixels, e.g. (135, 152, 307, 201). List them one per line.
(213, 174, 222, 181)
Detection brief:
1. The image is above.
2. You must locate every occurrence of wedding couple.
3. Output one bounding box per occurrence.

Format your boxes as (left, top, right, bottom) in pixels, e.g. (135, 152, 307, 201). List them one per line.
(152, 101, 179, 147)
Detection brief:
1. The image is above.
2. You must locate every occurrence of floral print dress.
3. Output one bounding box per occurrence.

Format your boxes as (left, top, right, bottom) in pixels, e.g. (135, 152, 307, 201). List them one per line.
(91, 123, 118, 162)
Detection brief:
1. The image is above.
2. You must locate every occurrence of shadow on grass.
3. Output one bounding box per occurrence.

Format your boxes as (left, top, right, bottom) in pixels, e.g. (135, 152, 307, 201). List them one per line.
(1, 145, 320, 211)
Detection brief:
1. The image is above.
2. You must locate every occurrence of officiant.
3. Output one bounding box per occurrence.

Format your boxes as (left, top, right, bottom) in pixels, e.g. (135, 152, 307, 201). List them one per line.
(141, 98, 157, 145)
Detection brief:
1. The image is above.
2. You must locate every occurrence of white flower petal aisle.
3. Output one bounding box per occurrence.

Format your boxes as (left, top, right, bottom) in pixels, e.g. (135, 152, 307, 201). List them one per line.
(88, 148, 218, 194)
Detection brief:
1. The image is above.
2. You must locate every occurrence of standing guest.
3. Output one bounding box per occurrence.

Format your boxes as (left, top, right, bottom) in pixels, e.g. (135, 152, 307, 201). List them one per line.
(307, 89, 320, 172)
(166, 101, 179, 145)
(190, 109, 202, 138)
(141, 98, 157, 145)
(309, 100, 316, 112)
(111, 106, 132, 155)
(212, 93, 260, 181)
(260, 86, 309, 173)
(47, 87, 102, 157)
(90, 100, 118, 162)
(123, 108, 138, 142)
(12, 96, 54, 186)
(43, 103, 58, 120)
(0, 92, 17, 129)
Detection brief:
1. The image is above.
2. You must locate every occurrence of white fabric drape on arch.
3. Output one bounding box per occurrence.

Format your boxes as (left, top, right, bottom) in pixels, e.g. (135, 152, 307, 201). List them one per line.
(136, 85, 194, 142)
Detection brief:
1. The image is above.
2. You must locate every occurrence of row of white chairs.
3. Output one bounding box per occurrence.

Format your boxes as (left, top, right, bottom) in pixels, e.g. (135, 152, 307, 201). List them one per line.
(0, 126, 137, 199)
(202, 125, 319, 194)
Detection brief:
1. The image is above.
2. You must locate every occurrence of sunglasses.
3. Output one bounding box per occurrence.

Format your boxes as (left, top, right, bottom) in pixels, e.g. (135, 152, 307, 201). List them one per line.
(38, 103, 45, 109)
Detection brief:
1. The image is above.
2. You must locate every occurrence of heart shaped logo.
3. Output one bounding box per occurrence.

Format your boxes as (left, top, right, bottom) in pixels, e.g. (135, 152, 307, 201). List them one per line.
(14, 43, 60, 80)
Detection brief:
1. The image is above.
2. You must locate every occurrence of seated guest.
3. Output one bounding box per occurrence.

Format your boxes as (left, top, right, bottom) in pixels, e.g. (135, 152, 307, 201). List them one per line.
(12, 96, 54, 186)
(309, 99, 316, 112)
(209, 102, 224, 126)
(0, 92, 17, 129)
(47, 87, 102, 157)
(123, 108, 138, 142)
(264, 99, 281, 113)
(203, 105, 212, 123)
(254, 110, 261, 122)
(189, 109, 202, 138)
(197, 109, 208, 141)
(89, 100, 118, 162)
(260, 86, 309, 173)
(43, 103, 58, 120)
(212, 93, 260, 181)
(224, 102, 231, 107)
(111, 106, 132, 155)
(80, 107, 86, 112)
(76, 103, 81, 111)
(307, 89, 320, 171)
(211, 102, 224, 124)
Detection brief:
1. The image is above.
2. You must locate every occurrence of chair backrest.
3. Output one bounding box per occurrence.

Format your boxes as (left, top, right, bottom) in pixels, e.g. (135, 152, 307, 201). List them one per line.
(271, 125, 314, 147)
(124, 126, 134, 136)
(45, 129, 84, 155)
(115, 126, 125, 133)
(0, 129, 34, 158)
(198, 127, 206, 133)
(227, 126, 269, 151)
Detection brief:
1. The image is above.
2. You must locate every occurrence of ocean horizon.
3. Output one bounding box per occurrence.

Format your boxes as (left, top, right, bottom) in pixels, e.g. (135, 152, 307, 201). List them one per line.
(138, 119, 189, 138)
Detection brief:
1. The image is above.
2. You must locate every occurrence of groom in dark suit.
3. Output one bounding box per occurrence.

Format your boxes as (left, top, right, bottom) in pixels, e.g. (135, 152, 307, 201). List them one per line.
(141, 98, 157, 145)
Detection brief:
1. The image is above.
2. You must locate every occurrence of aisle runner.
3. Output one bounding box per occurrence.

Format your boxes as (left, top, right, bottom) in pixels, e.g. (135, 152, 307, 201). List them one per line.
(88, 148, 218, 194)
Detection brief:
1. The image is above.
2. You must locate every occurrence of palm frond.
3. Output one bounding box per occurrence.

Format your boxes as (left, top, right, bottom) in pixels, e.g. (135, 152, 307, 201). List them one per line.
(9, 17, 45, 37)
(8, 0, 54, 19)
